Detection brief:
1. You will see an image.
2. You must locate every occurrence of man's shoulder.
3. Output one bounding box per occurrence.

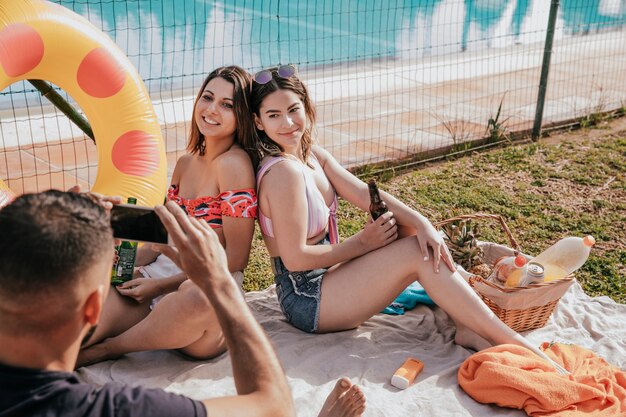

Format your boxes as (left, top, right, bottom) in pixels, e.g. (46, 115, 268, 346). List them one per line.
(0, 364, 206, 417)
(96, 382, 207, 417)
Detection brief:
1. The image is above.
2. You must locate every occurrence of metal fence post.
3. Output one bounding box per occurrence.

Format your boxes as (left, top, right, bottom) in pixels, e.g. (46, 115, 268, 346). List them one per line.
(532, 0, 560, 140)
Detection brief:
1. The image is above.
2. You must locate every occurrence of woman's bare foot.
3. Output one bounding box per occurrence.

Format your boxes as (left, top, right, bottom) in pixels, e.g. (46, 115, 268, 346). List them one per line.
(317, 377, 366, 417)
(76, 338, 120, 368)
(454, 323, 492, 351)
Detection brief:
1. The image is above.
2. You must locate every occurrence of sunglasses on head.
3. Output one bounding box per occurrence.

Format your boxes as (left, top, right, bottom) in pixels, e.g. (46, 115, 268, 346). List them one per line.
(253, 64, 297, 85)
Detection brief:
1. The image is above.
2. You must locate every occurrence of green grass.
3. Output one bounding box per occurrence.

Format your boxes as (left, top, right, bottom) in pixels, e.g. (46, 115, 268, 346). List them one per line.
(243, 125, 626, 304)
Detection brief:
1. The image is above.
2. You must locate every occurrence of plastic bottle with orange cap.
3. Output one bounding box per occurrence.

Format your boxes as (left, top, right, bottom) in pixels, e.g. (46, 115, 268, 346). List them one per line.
(488, 253, 528, 286)
(500, 235, 595, 287)
(531, 235, 595, 281)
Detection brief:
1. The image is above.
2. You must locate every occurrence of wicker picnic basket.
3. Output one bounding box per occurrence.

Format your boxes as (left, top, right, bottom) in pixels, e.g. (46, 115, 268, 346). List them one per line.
(434, 213, 575, 332)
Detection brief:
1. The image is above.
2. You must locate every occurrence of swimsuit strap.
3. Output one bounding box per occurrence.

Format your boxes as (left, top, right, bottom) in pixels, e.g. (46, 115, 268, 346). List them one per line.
(257, 155, 338, 243)
(309, 153, 339, 244)
(327, 194, 339, 244)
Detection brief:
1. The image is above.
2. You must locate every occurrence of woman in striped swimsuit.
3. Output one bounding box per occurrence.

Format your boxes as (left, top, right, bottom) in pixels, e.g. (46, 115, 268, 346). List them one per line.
(244, 65, 564, 371)
(78, 66, 258, 366)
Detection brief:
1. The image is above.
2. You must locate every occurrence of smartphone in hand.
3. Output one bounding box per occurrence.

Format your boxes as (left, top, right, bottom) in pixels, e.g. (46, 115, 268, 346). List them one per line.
(110, 204, 168, 244)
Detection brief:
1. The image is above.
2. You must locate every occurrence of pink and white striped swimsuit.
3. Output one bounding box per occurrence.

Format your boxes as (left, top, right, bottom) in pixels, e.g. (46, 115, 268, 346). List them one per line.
(256, 154, 339, 244)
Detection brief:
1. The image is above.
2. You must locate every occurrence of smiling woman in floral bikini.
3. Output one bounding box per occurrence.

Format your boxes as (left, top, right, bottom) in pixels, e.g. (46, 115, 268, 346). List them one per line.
(78, 66, 258, 366)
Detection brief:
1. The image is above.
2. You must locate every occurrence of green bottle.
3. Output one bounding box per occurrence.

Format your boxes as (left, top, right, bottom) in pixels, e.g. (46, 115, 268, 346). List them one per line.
(111, 197, 139, 285)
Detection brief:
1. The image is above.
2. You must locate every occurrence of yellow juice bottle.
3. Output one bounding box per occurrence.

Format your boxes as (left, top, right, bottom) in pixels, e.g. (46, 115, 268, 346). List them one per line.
(541, 264, 569, 282)
(505, 267, 523, 287)
(492, 254, 527, 287)
(531, 235, 595, 282)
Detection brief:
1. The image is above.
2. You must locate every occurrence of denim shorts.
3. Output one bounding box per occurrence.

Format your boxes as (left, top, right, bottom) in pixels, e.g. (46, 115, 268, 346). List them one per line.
(272, 236, 329, 333)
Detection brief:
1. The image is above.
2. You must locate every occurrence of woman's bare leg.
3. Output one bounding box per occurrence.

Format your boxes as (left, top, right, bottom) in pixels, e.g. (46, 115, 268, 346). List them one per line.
(452, 322, 492, 351)
(82, 288, 151, 348)
(77, 280, 226, 367)
(318, 237, 555, 363)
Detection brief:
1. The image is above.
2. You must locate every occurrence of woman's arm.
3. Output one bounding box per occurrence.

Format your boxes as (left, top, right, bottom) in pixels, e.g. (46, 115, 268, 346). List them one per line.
(169, 153, 190, 187)
(132, 155, 190, 273)
(134, 244, 160, 266)
(313, 146, 454, 272)
(312, 146, 423, 223)
(116, 272, 187, 303)
(135, 155, 191, 268)
(261, 159, 396, 271)
(216, 149, 256, 273)
(221, 216, 255, 272)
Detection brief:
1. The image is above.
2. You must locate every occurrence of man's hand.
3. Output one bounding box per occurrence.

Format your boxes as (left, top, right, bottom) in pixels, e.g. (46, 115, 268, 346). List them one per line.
(154, 201, 230, 291)
(68, 185, 122, 246)
(67, 185, 122, 212)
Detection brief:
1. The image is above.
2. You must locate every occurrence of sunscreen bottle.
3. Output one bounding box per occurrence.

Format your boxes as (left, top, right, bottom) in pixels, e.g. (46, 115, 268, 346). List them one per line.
(391, 358, 424, 390)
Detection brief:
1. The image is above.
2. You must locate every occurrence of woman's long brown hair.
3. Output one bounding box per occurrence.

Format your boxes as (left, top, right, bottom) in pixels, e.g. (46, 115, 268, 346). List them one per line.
(187, 66, 254, 156)
(243, 68, 317, 169)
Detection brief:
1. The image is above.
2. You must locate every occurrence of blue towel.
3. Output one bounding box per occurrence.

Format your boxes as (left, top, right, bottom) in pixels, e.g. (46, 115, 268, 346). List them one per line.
(382, 282, 435, 315)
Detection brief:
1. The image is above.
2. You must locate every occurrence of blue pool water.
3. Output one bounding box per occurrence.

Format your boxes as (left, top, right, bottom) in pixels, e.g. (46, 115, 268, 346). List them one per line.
(3, 0, 625, 103)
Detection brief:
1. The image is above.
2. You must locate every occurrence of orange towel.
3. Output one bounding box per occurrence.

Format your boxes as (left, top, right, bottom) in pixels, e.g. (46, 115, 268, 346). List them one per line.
(458, 343, 626, 416)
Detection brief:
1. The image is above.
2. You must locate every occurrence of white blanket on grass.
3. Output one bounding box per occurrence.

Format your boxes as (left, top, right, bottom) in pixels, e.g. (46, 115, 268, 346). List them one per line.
(77, 282, 626, 416)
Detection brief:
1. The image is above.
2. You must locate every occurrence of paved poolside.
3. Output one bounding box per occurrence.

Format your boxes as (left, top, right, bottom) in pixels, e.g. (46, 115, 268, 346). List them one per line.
(1, 30, 625, 194)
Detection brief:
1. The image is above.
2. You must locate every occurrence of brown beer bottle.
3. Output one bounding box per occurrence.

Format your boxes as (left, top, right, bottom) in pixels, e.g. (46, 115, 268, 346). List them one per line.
(368, 179, 388, 220)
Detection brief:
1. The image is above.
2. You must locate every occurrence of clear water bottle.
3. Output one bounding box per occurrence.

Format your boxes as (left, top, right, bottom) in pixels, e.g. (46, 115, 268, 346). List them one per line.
(531, 235, 595, 282)
(488, 253, 527, 286)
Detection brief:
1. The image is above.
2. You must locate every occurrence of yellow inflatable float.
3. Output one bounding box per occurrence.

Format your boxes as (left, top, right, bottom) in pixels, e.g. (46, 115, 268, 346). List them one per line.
(0, 0, 167, 207)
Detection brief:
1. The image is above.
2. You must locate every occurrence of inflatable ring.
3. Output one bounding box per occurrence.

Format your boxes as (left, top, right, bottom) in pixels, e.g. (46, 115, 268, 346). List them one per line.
(0, 180, 14, 208)
(0, 0, 167, 206)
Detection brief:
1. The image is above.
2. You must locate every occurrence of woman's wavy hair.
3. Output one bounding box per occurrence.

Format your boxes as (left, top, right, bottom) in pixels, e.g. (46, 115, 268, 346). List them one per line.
(244, 67, 317, 169)
(187, 66, 253, 156)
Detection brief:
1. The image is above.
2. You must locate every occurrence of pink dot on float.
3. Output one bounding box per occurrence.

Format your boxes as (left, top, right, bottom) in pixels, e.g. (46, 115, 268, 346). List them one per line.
(111, 131, 160, 177)
(77, 47, 126, 98)
(0, 24, 44, 77)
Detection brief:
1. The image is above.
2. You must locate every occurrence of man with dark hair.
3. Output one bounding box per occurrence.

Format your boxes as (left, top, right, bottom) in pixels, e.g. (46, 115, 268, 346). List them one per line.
(0, 190, 294, 417)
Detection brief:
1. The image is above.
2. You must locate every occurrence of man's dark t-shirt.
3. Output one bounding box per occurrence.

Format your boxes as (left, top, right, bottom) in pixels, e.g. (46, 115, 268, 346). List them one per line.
(0, 363, 207, 417)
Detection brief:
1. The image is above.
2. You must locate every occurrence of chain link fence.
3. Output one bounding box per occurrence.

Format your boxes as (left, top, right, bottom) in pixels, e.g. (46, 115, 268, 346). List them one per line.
(1, 0, 625, 194)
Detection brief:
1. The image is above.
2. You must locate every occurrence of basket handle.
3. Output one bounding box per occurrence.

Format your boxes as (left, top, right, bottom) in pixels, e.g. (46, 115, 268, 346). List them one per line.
(434, 213, 521, 252)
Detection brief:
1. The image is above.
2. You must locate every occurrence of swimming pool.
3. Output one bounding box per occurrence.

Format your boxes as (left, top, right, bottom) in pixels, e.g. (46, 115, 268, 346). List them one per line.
(3, 0, 624, 104)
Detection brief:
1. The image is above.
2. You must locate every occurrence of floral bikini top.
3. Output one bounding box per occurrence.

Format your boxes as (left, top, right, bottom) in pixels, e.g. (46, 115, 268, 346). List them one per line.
(167, 184, 258, 228)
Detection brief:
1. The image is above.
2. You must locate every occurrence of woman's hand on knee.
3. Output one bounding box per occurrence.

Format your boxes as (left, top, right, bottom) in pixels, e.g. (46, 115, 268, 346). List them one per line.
(415, 223, 455, 273)
(358, 211, 398, 251)
(116, 278, 162, 303)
